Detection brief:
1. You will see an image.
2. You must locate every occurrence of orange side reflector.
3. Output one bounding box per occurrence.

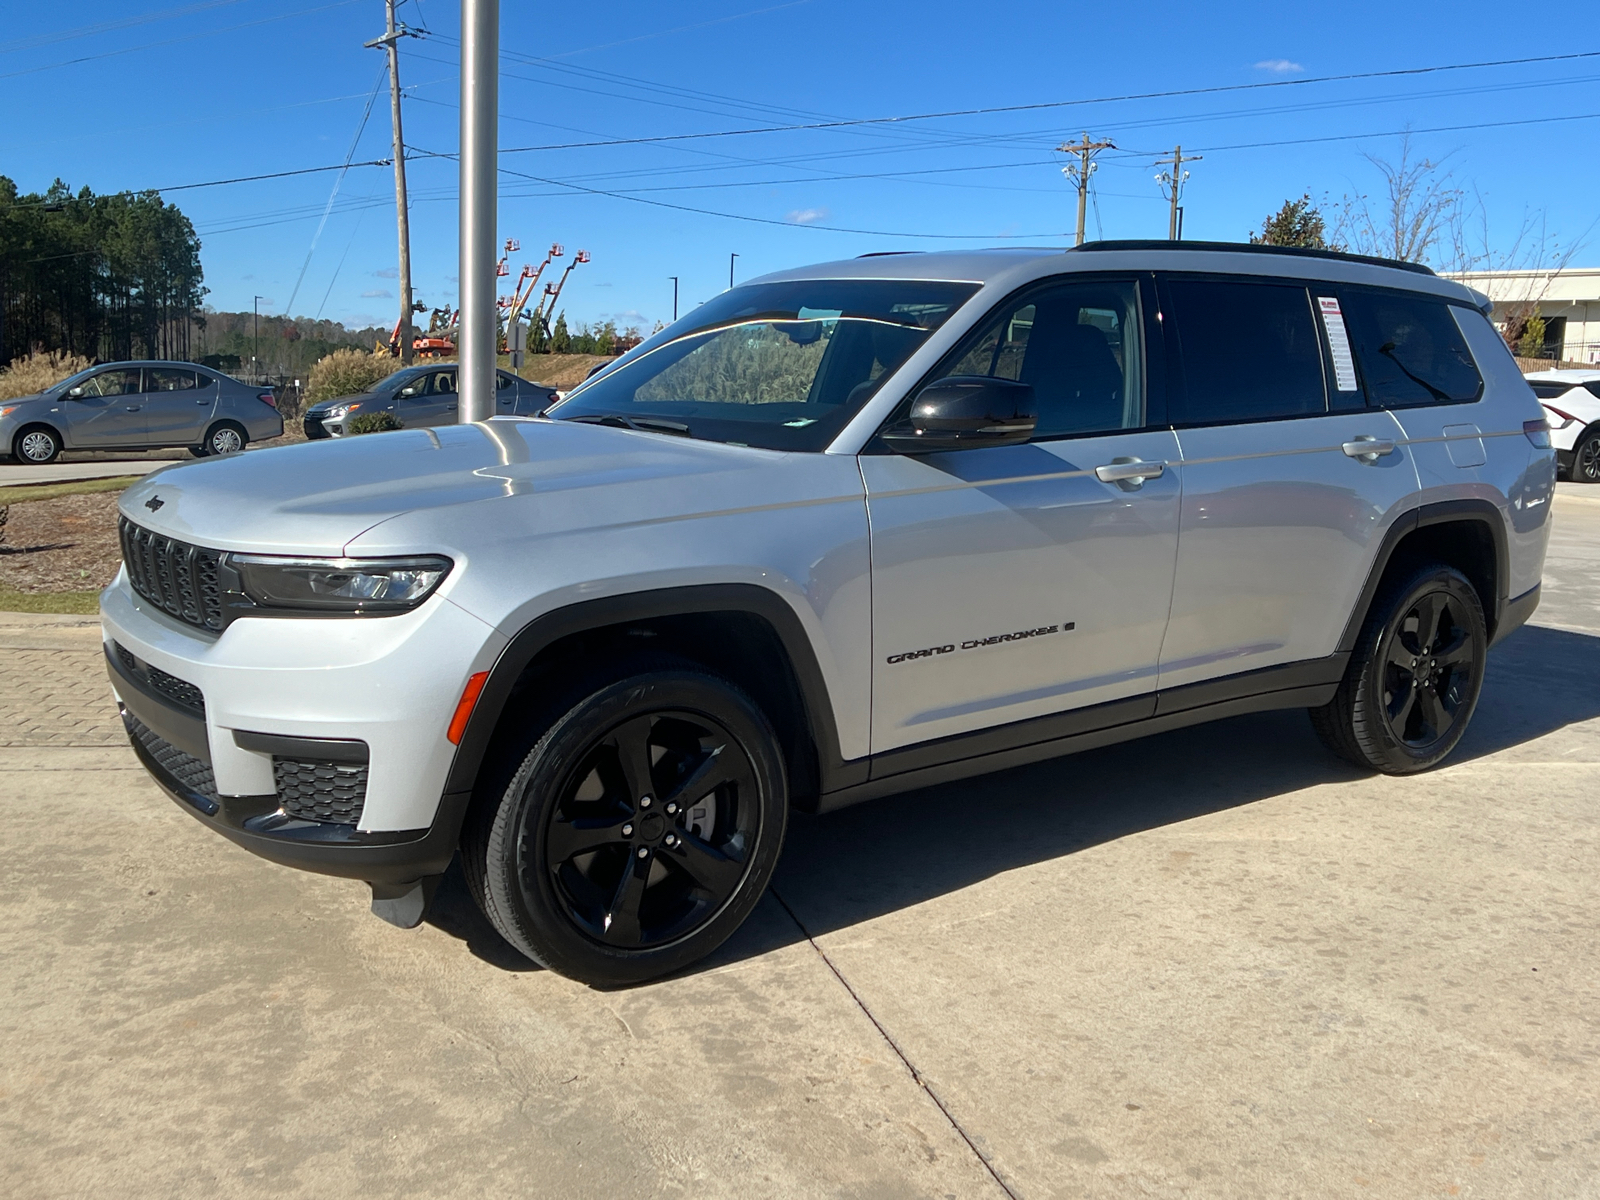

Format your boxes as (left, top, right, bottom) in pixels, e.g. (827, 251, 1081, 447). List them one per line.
(447, 671, 490, 745)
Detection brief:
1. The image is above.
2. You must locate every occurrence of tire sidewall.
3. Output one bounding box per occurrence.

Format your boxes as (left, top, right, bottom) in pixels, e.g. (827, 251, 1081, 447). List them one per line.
(486, 669, 788, 986)
(14, 427, 61, 465)
(1354, 566, 1487, 771)
(1577, 426, 1600, 484)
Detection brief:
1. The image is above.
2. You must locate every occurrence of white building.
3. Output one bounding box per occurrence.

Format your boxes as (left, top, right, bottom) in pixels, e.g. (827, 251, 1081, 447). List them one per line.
(1445, 268, 1600, 364)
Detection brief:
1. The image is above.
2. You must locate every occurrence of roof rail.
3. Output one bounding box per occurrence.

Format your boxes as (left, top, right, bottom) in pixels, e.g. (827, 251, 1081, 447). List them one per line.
(856, 251, 915, 258)
(1071, 239, 1436, 277)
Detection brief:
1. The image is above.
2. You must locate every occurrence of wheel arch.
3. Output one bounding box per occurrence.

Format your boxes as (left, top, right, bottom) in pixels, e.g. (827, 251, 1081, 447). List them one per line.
(1338, 499, 1510, 654)
(12, 421, 66, 457)
(441, 584, 859, 836)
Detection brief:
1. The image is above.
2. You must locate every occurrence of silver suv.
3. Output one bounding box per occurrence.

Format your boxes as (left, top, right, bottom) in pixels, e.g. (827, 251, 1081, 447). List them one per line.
(102, 243, 1555, 985)
(3, 361, 284, 463)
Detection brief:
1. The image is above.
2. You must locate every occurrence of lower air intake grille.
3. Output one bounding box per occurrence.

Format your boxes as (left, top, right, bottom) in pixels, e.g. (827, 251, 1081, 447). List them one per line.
(275, 758, 368, 825)
(126, 712, 218, 805)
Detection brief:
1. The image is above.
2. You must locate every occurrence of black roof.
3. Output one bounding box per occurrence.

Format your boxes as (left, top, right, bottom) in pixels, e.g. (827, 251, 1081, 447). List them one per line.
(1071, 239, 1436, 277)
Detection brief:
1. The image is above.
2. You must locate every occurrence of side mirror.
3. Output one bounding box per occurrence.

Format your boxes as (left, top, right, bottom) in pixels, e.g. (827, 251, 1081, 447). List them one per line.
(880, 376, 1036, 454)
(64, 386, 86, 400)
(396, 385, 420, 399)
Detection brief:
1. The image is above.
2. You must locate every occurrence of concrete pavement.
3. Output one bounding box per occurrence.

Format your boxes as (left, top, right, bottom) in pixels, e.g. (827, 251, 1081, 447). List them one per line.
(1, 501, 1596, 1199)
(0, 458, 170, 486)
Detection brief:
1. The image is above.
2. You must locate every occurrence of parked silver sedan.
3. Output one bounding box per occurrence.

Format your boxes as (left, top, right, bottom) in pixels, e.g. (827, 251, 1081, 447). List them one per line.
(1, 361, 284, 465)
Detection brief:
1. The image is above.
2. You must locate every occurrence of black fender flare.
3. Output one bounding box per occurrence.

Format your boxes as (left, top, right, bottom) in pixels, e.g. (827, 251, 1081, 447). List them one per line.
(436, 584, 864, 837)
(1336, 498, 1510, 654)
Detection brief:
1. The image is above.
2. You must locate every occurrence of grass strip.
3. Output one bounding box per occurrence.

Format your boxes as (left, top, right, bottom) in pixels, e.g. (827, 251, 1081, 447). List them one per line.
(0, 588, 100, 615)
(0, 475, 143, 505)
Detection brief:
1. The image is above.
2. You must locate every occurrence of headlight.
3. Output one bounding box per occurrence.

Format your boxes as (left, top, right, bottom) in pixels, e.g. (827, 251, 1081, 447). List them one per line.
(0, 405, 18, 418)
(230, 555, 452, 613)
(324, 402, 361, 421)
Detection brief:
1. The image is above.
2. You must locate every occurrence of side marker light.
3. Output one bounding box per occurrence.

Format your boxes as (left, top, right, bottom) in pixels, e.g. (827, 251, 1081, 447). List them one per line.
(448, 671, 490, 744)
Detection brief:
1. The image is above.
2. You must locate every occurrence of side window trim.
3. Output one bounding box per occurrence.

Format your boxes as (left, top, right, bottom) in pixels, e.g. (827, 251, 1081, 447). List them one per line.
(1156, 271, 1334, 428)
(870, 270, 1159, 447)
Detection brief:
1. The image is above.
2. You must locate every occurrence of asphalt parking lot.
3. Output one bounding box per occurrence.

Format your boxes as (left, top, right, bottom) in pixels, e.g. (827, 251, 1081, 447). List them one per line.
(2, 494, 1596, 1200)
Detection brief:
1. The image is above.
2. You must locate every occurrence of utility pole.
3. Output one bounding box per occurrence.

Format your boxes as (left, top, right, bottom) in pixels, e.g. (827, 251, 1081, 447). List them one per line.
(669, 276, 678, 322)
(458, 0, 498, 422)
(729, 253, 738, 289)
(1155, 145, 1201, 241)
(252, 295, 264, 382)
(1057, 133, 1115, 247)
(366, 0, 417, 365)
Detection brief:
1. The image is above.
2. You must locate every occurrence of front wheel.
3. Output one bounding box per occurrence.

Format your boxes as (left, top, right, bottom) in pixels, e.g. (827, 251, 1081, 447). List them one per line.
(12, 426, 61, 465)
(1310, 564, 1487, 773)
(464, 666, 788, 986)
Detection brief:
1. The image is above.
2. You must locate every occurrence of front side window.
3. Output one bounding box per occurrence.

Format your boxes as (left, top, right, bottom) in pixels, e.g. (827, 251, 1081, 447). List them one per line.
(1167, 278, 1326, 424)
(1340, 290, 1482, 407)
(548, 279, 979, 450)
(78, 368, 143, 397)
(938, 277, 1144, 437)
(147, 368, 198, 392)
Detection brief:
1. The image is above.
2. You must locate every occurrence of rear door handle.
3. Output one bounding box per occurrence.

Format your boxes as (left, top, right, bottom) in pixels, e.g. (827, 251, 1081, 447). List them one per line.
(1342, 436, 1396, 462)
(1095, 457, 1166, 487)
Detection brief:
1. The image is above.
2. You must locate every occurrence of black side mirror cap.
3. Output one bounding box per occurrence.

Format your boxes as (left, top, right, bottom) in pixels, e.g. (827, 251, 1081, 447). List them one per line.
(881, 375, 1037, 454)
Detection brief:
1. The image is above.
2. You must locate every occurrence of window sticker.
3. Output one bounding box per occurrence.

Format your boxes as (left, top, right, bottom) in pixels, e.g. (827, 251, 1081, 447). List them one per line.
(1317, 296, 1360, 392)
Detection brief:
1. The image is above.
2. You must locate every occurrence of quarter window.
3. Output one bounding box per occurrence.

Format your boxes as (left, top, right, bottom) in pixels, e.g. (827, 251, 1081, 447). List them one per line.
(1167, 279, 1326, 424)
(1340, 291, 1483, 406)
(942, 278, 1144, 437)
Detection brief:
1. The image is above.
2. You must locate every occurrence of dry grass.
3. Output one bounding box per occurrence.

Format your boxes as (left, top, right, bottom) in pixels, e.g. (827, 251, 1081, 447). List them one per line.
(519, 354, 614, 390)
(0, 491, 122, 596)
(0, 348, 94, 401)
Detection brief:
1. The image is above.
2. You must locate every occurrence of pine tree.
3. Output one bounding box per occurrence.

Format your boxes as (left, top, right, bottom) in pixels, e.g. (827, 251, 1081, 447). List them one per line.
(1250, 194, 1341, 250)
(551, 311, 571, 354)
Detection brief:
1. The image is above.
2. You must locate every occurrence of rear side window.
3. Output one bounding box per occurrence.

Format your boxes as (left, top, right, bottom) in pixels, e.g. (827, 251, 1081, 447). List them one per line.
(1167, 278, 1326, 424)
(1340, 290, 1482, 407)
(1528, 381, 1574, 400)
(146, 368, 198, 391)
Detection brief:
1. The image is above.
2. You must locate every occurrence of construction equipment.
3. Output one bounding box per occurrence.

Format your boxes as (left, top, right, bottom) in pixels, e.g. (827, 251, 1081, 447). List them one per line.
(500, 243, 563, 364)
(530, 249, 590, 342)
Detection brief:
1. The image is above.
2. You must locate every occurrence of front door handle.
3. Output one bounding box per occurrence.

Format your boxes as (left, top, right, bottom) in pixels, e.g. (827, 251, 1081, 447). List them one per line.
(1342, 436, 1396, 463)
(124, 405, 141, 412)
(1095, 457, 1166, 488)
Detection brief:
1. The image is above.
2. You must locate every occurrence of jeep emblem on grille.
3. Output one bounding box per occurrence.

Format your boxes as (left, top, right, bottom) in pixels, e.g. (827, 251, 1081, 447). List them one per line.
(144, 496, 164, 512)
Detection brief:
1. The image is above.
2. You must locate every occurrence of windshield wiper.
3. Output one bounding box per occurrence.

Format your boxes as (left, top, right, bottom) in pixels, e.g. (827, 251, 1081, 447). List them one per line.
(564, 413, 692, 437)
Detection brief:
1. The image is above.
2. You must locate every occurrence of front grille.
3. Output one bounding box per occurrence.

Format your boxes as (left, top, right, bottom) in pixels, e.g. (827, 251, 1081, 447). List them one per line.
(125, 712, 218, 805)
(275, 758, 368, 825)
(302, 413, 330, 440)
(119, 517, 225, 632)
(113, 641, 206, 715)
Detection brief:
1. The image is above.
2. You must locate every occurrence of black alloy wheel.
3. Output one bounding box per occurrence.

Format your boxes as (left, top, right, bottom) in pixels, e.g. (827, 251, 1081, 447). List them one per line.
(1377, 590, 1477, 748)
(1576, 428, 1600, 483)
(465, 665, 787, 986)
(1310, 563, 1487, 774)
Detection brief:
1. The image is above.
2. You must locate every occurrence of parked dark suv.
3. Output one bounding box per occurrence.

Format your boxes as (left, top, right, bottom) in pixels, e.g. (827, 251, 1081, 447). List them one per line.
(303, 365, 553, 438)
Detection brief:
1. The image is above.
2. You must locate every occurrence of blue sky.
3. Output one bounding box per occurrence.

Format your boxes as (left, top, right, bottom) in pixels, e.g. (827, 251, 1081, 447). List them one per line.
(3, 0, 1595, 333)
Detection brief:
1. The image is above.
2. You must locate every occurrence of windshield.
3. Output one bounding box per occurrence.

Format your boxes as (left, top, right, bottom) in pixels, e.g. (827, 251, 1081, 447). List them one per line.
(45, 367, 103, 395)
(547, 278, 979, 450)
(367, 368, 423, 393)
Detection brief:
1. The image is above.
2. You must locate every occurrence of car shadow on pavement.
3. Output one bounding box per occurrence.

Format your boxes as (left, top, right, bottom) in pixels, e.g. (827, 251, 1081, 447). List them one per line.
(423, 623, 1600, 977)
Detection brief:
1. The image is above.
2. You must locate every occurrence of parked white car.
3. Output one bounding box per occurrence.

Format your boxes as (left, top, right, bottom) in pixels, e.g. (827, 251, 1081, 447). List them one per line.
(1525, 369, 1600, 482)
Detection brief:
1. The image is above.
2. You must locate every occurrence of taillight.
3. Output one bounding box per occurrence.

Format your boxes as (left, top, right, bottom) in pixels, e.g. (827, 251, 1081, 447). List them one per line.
(1541, 403, 1577, 429)
(1523, 418, 1552, 448)
(259, 392, 277, 408)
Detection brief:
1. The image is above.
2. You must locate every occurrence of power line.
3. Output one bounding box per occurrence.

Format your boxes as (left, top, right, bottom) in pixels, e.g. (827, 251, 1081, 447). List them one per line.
(492, 49, 1600, 155)
(0, 0, 252, 56)
(0, 0, 364, 82)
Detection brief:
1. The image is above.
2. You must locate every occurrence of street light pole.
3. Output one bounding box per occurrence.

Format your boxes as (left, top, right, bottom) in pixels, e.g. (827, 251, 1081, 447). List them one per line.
(669, 276, 678, 322)
(457, 0, 499, 423)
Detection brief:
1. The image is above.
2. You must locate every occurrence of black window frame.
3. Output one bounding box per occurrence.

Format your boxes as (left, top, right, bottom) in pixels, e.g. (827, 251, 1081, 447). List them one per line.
(867, 271, 1166, 450)
(1156, 271, 1332, 429)
(1333, 284, 1485, 410)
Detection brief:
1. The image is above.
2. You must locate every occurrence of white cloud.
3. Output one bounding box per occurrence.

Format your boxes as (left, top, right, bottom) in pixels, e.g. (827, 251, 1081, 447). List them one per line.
(1254, 58, 1303, 73)
(371, 267, 398, 279)
(787, 206, 830, 225)
(362, 288, 394, 298)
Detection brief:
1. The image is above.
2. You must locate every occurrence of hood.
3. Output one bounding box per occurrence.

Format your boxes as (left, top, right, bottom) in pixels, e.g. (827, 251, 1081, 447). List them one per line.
(1, 390, 52, 411)
(118, 418, 821, 556)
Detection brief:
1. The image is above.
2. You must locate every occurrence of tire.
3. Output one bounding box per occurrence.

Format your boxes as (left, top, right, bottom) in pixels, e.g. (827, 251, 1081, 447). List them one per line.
(1573, 424, 1600, 484)
(202, 421, 247, 456)
(188, 444, 209, 458)
(1309, 564, 1487, 774)
(12, 425, 62, 465)
(464, 664, 788, 986)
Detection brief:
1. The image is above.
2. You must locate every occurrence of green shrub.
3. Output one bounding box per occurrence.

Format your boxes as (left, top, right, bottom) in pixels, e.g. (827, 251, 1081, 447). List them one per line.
(346, 411, 403, 435)
(306, 348, 393, 406)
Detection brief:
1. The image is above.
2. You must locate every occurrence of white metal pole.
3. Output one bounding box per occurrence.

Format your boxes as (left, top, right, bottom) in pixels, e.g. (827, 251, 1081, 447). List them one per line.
(458, 0, 498, 422)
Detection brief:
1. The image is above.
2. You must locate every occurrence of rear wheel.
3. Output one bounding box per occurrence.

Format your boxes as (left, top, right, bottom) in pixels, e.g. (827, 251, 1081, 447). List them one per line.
(1574, 425, 1600, 483)
(203, 420, 247, 456)
(1310, 564, 1487, 773)
(464, 665, 788, 986)
(12, 426, 61, 465)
